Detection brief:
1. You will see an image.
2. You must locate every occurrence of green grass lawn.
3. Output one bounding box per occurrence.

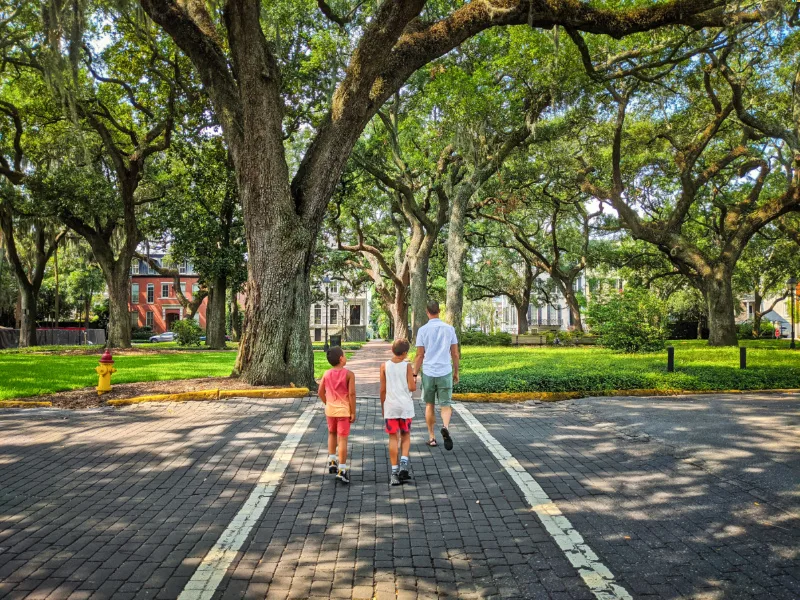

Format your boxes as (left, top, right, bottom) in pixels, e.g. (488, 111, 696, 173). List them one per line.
(0, 351, 341, 400)
(457, 340, 800, 394)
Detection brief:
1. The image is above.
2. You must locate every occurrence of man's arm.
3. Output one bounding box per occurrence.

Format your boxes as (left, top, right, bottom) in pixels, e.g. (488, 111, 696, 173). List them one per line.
(348, 371, 357, 422)
(318, 377, 327, 404)
(450, 344, 460, 384)
(413, 346, 425, 377)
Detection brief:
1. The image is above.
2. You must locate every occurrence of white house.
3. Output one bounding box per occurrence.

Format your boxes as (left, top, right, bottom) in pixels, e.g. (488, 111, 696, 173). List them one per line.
(310, 278, 371, 343)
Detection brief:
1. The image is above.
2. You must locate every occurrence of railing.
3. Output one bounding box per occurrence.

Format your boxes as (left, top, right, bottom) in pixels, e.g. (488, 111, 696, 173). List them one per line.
(530, 318, 563, 327)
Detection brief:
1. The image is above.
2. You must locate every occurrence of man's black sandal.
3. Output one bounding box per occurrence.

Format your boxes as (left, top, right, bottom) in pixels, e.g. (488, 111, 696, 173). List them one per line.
(441, 427, 453, 451)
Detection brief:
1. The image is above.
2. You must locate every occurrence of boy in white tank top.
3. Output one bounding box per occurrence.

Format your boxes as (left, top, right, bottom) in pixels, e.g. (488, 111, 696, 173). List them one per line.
(379, 338, 416, 486)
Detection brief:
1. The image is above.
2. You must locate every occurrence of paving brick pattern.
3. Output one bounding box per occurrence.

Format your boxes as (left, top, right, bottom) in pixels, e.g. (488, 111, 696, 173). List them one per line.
(1, 342, 797, 599)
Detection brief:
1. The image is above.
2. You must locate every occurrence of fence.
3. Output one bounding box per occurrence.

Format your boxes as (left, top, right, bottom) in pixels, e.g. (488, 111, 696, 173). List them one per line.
(0, 329, 106, 349)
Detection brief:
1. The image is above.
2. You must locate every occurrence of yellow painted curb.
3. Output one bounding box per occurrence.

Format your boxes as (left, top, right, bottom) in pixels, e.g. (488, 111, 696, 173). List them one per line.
(107, 389, 220, 406)
(219, 388, 309, 399)
(0, 400, 53, 408)
(453, 388, 800, 403)
(107, 387, 311, 406)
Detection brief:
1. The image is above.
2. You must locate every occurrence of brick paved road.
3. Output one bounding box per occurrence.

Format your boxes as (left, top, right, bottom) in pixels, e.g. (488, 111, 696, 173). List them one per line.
(1, 341, 797, 599)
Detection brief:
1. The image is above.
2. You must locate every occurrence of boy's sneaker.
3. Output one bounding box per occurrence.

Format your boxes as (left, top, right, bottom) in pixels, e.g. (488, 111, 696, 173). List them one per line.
(398, 462, 411, 481)
(337, 469, 350, 485)
(441, 426, 454, 451)
(390, 472, 402, 486)
(327, 459, 338, 474)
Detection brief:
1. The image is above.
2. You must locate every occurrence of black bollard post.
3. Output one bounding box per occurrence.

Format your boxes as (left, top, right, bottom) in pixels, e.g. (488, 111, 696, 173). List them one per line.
(740, 346, 746, 369)
(667, 346, 674, 372)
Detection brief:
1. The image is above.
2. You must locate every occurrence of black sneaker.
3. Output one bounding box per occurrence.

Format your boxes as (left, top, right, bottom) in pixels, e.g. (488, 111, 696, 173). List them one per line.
(327, 459, 338, 474)
(337, 469, 350, 484)
(441, 427, 453, 451)
(390, 472, 401, 486)
(398, 463, 410, 481)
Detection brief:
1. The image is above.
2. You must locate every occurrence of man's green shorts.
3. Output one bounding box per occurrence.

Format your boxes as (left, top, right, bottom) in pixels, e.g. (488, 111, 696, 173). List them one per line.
(421, 372, 453, 407)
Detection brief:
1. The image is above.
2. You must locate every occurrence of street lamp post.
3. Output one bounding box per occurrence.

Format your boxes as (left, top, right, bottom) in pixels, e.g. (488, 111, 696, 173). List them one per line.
(789, 277, 797, 350)
(323, 276, 331, 351)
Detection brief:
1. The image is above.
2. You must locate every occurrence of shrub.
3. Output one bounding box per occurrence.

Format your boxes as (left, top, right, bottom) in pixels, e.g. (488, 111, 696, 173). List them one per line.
(586, 288, 667, 352)
(131, 326, 153, 341)
(460, 331, 512, 346)
(172, 319, 203, 346)
(737, 320, 776, 339)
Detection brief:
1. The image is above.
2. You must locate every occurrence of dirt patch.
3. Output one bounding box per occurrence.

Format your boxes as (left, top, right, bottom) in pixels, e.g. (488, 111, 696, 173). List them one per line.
(10, 377, 295, 410)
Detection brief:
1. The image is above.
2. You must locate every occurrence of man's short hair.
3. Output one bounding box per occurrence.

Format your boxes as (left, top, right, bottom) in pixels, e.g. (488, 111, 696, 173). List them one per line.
(392, 338, 410, 356)
(326, 346, 344, 366)
(426, 300, 440, 315)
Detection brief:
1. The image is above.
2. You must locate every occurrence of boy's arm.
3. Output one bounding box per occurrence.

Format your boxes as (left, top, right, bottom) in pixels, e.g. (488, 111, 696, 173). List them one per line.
(406, 363, 416, 392)
(379, 364, 387, 416)
(318, 377, 327, 404)
(348, 371, 357, 422)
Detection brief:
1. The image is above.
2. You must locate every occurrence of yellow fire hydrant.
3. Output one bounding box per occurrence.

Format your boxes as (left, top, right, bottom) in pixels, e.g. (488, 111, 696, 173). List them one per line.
(96, 349, 117, 395)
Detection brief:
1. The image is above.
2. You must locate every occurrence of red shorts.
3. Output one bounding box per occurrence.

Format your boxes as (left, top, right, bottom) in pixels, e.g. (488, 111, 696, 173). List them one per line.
(326, 416, 351, 436)
(385, 418, 412, 435)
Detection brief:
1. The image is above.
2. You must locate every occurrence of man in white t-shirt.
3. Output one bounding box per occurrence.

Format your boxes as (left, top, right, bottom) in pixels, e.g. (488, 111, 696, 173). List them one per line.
(412, 300, 459, 450)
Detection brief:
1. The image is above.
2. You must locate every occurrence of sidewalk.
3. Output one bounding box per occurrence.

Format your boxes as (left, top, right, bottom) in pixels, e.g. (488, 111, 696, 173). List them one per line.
(0, 342, 796, 599)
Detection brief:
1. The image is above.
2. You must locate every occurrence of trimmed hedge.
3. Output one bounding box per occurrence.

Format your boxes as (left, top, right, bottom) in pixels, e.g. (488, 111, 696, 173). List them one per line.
(455, 344, 800, 394)
(460, 331, 513, 346)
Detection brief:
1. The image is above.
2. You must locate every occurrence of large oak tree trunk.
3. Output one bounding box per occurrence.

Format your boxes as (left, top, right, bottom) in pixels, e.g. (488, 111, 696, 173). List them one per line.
(205, 274, 227, 349)
(233, 215, 315, 386)
(703, 273, 738, 346)
(752, 288, 762, 338)
(101, 261, 133, 348)
(563, 287, 584, 333)
(389, 285, 410, 342)
(409, 252, 429, 342)
(18, 284, 37, 348)
(516, 301, 529, 335)
(444, 197, 468, 335)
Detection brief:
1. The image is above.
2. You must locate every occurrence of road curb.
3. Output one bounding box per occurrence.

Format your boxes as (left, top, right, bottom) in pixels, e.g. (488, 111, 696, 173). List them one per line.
(452, 388, 800, 403)
(106, 387, 310, 406)
(0, 400, 54, 408)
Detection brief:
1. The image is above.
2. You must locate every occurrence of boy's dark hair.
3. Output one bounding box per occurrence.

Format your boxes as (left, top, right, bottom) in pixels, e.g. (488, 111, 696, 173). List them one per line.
(326, 346, 344, 366)
(392, 338, 410, 356)
(426, 300, 440, 315)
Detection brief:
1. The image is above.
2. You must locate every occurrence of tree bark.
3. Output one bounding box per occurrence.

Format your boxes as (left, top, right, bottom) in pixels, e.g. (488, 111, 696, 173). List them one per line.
(233, 223, 315, 386)
(390, 284, 410, 342)
(445, 192, 469, 335)
(230, 293, 242, 342)
(515, 301, 529, 335)
(409, 251, 429, 342)
(562, 286, 584, 333)
(18, 284, 37, 348)
(703, 272, 738, 346)
(752, 287, 762, 338)
(105, 264, 133, 348)
(205, 273, 227, 349)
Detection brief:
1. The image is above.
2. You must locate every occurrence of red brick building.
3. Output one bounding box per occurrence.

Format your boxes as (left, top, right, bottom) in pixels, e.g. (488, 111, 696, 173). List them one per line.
(129, 254, 207, 333)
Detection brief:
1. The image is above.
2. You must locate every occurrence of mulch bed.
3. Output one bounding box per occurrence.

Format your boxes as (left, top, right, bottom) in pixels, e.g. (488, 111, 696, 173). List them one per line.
(11, 377, 287, 410)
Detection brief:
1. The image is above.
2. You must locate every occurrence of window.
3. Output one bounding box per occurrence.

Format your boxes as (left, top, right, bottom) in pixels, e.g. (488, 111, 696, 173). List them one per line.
(130, 312, 139, 327)
(192, 284, 199, 297)
(181, 282, 187, 293)
(145, 311, 154, 328)
(330, 306, 338, 324)
(131, 261, 139, 275)
(313, 305, 321, 325)
(147, 284, 154, 304)
(131, 283, 139, 304)
(314, 328, 322, 342)
(161, 283, 170, 298)
(748, 304, 754, 316)
(178, 261, 186, 274)
(350, 305, 361, 326)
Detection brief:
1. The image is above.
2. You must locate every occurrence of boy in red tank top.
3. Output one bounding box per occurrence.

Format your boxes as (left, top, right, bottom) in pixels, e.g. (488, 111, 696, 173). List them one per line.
(318, 346, 356, 484)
